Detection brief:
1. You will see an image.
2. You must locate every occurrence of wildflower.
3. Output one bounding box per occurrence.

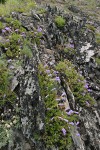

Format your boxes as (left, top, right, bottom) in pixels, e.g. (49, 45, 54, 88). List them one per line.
(88, 89, 92, 92)
(70, 43, 74, 48)
(76, 133, 80, 136)
(61, 92, 66, 96)
(74, 111, 79, 114)
(86, 101, 90, 107)
(5, 27, 11, 32)
(84, 83, 88, 89)
(53, 71, 59, 74)
(76, 122, 79, 126)
(62, 128, 66, 136)
(37, 27, 42, 32)
(69, 122, 74, 126)
(21, 32, 26, 37)
(55, 77, 60, 82)
(2, 29, 6, 33)
(66, 110, 74, 115)
(46, 69, 50, 74)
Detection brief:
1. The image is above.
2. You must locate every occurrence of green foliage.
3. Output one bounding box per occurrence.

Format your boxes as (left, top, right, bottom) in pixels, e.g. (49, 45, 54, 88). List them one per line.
(38, 64, 72, 149)
(5, 18, 21, 29)
(21, 44, 33, 58)
(3, 33, 22, 58)
(55, 16, 66, 28)
(56, 60, 95, 106)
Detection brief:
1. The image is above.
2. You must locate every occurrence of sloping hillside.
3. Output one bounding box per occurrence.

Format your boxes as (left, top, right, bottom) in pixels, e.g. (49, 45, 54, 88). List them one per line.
(0, 0, 100, 150)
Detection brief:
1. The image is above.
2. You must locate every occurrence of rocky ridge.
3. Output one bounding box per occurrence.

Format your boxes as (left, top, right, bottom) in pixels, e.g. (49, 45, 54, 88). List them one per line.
(0, 2, 100, 150)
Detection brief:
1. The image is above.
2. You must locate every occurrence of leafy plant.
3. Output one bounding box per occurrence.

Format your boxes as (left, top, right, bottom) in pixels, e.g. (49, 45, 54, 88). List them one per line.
(55, 16, 66, 28)
(38, 64, 73, 149)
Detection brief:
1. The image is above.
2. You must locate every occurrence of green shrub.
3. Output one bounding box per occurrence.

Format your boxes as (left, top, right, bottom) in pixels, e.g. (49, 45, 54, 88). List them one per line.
(55, 16, 66, 28)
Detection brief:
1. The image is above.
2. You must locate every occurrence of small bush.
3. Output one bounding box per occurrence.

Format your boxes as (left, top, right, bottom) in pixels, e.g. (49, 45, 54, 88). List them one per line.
(55, 16, 66, 28)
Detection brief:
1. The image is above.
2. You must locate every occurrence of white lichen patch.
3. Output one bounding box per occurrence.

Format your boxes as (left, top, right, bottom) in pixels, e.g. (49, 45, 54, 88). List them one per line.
(81, 42, 94, 62)
(86, 50, 94, 62)
(39, 121, 44, 130)
(25, 77, 35, 95)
